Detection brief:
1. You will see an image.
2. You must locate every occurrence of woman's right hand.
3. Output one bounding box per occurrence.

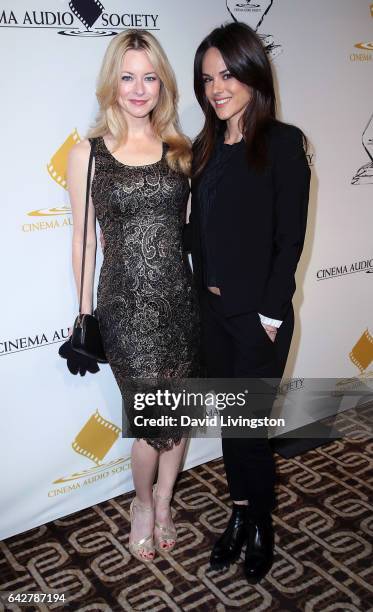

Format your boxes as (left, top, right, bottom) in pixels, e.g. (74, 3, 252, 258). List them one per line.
(262, 324, 277, 342)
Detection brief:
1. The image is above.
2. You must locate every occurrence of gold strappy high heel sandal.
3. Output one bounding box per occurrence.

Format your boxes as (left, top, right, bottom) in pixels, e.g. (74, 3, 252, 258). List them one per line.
(153, 484, 177, 553)
(129, 497, 155, 563)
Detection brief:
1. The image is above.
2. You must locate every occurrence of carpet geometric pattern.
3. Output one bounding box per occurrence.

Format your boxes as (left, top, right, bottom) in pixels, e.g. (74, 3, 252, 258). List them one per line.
(1, 404, 372, 611)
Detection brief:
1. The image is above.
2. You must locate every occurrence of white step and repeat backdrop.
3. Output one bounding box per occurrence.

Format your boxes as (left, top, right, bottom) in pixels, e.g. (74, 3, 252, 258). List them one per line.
(1, 0, 372, 539)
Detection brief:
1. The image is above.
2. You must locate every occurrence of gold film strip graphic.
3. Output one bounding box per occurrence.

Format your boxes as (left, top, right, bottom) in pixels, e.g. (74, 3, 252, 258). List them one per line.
(68, 0, 104, 30)
(349, 328, 373, 372)
(47, 128, 81, 190)
(72, 410, 122, 465)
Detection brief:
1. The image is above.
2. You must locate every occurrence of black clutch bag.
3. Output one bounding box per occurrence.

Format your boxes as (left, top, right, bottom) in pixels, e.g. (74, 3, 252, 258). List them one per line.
(70, 139, 108, 364)
(71, 312, 107, 363)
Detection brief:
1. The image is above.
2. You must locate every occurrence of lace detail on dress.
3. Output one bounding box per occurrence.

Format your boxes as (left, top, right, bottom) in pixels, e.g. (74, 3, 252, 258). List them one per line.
(89, 137, 200, 450)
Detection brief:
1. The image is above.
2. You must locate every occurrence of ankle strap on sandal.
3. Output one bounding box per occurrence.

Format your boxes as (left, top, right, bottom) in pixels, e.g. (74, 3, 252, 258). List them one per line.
(153, 484, 173, 501)
(133, 497, 153, 512)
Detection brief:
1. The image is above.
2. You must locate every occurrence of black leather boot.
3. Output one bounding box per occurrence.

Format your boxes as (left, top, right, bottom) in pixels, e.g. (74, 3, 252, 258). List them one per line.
(210, 504, 247, 570)
(244, 512, 274, 583)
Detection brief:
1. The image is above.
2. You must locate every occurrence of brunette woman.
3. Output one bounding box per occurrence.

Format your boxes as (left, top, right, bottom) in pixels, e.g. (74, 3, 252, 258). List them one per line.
(185, 22, 310, 583)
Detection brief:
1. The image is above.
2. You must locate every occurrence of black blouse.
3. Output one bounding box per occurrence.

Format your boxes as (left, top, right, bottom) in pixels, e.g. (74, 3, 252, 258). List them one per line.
(198, 135, 244, 287)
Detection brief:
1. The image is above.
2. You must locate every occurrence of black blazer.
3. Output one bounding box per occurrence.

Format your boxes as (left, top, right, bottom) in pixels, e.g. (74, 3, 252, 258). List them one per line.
(184, 121, 311, 321)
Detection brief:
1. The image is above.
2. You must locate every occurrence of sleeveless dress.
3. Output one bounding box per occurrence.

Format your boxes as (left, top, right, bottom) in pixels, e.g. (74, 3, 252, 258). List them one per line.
(89, 137, 200, 450)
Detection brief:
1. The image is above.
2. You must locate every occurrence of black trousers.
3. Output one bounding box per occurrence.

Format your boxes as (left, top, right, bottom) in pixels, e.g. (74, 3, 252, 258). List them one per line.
(201, 290, 294, 514)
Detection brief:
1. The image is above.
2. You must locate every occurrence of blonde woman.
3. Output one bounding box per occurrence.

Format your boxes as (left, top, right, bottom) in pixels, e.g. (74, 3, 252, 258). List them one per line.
(68, 30, 199, 563)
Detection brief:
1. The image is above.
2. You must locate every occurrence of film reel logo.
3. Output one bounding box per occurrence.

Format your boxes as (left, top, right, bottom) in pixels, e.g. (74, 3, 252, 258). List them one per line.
(27, 129, 80, 218)
(226, 0, 282, 58)
(349, 329, 373, 374)
(52, 410, 131, 486)
(335, 328, 373, 396)
(47, 128, 80, 190)
(60, 0, 114, 37)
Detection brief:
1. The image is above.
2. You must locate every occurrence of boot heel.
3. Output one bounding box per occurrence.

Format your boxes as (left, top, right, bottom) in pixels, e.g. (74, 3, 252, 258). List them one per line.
(209, 504, 247, 570)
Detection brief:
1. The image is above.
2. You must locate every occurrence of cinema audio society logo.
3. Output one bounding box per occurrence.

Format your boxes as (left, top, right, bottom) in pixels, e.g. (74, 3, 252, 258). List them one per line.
(0, 1, 159, 36)
(352, 113, 373, 185)
(316, 257, 373, 280)
(49, 410, 131, 497)
(22, 129, 80, 232)
(0, 327, 69, 356)
(226, 0, 281, 58)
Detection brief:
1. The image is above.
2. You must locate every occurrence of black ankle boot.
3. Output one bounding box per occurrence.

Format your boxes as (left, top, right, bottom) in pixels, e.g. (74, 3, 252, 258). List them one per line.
(210, 504, 247, 570)
(244, 512, 274, 584)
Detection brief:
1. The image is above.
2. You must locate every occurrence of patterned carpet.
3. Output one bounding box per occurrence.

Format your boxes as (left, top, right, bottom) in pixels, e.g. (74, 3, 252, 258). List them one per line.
(1, 405, 373, 612)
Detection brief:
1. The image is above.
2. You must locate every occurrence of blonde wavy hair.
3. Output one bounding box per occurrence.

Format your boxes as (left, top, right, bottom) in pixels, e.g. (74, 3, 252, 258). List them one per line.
(87, 30, 191, 175)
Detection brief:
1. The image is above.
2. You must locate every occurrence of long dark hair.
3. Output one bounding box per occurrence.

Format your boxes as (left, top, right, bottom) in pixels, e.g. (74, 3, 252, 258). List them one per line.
(193, 21, 276, 177)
